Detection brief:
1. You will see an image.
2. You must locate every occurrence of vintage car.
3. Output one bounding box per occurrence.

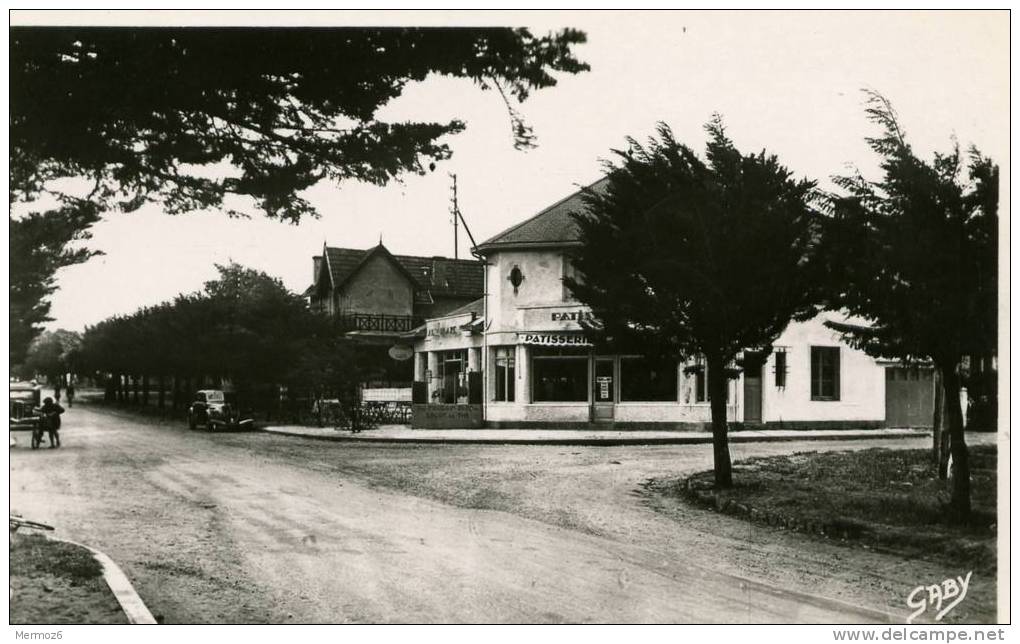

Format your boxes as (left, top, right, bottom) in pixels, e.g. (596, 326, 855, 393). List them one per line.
(187, 389, 253, 431)
(9, 381, 42, 432)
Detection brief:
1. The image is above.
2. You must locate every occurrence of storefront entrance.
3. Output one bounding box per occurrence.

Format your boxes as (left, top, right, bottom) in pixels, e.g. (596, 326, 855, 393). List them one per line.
(592, 357, 615, 423)
(439, 350, 467, 404)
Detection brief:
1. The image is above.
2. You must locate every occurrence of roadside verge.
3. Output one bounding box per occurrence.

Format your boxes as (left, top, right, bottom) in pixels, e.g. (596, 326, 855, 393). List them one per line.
(256, 424, 930, 446)
(63, 538, 159, 624)
(10, 530, 158, 625)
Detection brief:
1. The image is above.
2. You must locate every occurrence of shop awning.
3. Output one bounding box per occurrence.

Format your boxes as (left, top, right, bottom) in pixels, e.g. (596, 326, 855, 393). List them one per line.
(459, 316, 485, 334)
(400, 323, 427, 340)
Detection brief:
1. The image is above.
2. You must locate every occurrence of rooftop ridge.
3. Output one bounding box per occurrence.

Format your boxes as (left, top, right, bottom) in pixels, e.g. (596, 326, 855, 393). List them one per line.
(324, 245, 481, 264)
(476, 176, 610, 250)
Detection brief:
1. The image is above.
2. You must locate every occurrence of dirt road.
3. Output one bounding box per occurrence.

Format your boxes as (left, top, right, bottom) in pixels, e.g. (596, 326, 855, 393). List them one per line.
(8, 405, 995, 623)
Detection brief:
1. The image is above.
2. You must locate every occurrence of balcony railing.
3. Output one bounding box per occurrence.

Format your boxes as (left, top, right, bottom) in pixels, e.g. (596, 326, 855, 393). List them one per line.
(337, 313, 422, 334)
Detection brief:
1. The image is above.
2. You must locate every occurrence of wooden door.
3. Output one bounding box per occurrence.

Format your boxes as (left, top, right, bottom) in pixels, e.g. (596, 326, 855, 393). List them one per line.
(592, 358, 615, 423)
(743, 364, 763, 423)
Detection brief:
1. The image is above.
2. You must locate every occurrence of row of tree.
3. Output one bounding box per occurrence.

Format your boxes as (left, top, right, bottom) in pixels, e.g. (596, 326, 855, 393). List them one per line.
(567, 91, 998, 522)
(70, 263, 363, 416)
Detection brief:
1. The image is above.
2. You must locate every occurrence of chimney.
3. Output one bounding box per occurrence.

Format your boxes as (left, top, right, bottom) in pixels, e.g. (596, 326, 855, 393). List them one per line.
(313, 255, 323, 285)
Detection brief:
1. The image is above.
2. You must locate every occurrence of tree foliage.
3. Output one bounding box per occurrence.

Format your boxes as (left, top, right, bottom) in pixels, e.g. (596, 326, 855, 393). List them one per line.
(9, 26, 588, 361)
(10, 26, 589, 222)
(9, 203, 102, 364)
(77, 263, 358, 403)
(819, 91, 998, 521)
(23, 328, 82, 381)
(566, 119, 822, 487)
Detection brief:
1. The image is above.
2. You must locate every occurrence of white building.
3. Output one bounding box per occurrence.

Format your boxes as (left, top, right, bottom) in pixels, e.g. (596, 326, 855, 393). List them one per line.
(410, 179, 934, 430)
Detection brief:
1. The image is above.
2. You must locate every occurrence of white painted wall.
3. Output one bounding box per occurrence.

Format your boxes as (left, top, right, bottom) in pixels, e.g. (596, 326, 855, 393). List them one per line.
(486, 249, 570, 332)
(758, 316, 886, 423)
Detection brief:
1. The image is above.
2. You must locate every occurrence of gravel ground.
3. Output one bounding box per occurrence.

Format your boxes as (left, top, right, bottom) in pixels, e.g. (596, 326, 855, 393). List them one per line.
(8, 404, 1000, 623)
(253, 432, 999, 623)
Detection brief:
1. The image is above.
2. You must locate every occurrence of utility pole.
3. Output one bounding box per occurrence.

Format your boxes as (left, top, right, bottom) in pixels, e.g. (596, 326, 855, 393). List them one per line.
(448, 172, 482, 259)
(449, 173, 459, 259)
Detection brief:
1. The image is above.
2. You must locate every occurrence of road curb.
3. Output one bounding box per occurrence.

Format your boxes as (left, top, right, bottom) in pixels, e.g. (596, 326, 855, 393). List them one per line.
(256, 427, 929, 446)
(52, 536, 158, 625)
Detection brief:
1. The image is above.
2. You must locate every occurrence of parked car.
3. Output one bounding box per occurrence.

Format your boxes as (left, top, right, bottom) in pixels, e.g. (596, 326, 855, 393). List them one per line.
(10, 382, 43, 447)
(9, 382, 42, 432)
(187, 389, 253, 431)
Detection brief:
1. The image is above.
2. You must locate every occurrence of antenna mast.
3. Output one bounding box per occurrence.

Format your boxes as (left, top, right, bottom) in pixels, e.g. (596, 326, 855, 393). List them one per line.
(449, 173, 459, 259)
(448, 172, 481, 259)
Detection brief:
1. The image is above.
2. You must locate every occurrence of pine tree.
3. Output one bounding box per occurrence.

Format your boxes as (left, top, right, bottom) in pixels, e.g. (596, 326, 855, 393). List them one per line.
(566, 119, 822, 488)
(820, 91, 998, 521)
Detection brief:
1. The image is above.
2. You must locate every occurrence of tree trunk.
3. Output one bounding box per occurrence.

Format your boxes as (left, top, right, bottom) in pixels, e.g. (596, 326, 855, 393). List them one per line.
(117, 373, 125, 403)
(142, 374, 150, 406)
(933, 369, 951, 479)
(158, 375, 166, 410)
(707, 355, 733, 489)
(171, 376, 180, 412)
(940, 362, 971, 522)
(105, 374, 116, 403)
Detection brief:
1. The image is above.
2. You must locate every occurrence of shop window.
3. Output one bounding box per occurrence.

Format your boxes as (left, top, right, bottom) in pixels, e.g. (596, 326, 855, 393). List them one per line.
(493, 347, 516, 402)
(692, 360, 708, 403)
(811, 346, 840, 401)
(774, 349, 788, 389)
(532, 350, 588, 402)
(690, 359, 729, 402)
(621, 356, 678, 402)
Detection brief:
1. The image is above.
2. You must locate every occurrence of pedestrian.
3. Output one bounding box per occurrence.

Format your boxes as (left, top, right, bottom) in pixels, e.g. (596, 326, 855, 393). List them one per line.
(37, 397, 65, 448)
(66, 381, 75, 408)
(54, 379, 62, 403)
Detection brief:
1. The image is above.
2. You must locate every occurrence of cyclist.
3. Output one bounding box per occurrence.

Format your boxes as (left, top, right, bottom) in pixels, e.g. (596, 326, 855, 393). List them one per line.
(36, 397, 65, 448)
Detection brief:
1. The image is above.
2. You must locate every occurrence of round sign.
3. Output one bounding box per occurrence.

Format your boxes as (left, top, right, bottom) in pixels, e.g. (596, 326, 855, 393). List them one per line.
(388, 344, 414, 361)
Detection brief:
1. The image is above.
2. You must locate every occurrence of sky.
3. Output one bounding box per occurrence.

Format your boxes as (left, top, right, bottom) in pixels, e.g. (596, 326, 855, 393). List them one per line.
(15, 10, 1010, 333)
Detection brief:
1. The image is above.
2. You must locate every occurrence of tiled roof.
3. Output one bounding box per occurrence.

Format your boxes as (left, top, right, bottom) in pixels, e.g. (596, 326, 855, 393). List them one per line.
(391, 253, 483, 298)
(475, 176, 611, 253)
(320, 244, 483, 299)
(437, 297, 484, 320)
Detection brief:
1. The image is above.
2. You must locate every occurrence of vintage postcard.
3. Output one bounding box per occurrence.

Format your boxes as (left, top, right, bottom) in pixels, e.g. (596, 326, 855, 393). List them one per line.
(7, 8, 1009, 635)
